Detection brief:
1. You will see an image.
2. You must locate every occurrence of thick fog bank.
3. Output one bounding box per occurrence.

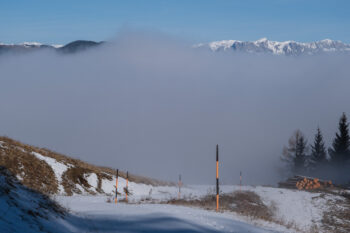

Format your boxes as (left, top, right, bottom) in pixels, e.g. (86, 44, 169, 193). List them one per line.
(1, 32, 350, 185)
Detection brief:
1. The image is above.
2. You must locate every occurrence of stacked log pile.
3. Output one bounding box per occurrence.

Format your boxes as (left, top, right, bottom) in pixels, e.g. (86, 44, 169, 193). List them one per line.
(278, 175, 333, 190)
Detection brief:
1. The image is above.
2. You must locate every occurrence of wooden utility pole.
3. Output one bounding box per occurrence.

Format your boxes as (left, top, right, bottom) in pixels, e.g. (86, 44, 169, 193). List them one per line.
(216, 144, 219, 212)
(115, 169, 119, 203)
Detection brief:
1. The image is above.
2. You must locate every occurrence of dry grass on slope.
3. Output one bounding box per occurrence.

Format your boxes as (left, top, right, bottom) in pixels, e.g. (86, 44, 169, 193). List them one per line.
(0, 138, 58, 194)
(0, 136, 171, 195)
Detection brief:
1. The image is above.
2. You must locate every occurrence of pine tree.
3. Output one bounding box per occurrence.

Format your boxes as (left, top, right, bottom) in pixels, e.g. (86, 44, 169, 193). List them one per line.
(295, 132, 308, 172)
(282, 130, 308, 174)
(310, 127, 327, 167)
(329, 113, 350, 165)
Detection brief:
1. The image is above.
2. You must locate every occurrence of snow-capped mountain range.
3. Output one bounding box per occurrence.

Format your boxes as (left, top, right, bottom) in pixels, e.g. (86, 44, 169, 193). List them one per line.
(196, 38, 350, 55)
(1, 38, 350, 56)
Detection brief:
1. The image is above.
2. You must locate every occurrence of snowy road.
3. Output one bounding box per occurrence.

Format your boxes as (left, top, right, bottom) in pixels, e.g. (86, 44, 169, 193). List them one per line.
(56, 196, 281, 233)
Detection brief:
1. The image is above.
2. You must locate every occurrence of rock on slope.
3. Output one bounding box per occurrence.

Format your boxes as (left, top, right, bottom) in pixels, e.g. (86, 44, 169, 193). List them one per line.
(0, 137, 168, 196)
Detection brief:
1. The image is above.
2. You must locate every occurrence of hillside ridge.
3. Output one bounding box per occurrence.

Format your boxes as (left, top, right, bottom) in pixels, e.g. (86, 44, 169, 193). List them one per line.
(0, 136, 169, 196)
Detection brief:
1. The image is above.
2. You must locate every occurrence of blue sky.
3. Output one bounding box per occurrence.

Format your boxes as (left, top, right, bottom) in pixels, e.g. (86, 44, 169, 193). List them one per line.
(1, 0, 350, 44)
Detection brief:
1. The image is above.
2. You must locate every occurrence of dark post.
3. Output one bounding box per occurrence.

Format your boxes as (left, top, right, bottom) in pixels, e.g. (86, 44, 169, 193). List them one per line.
(126, 171, 129, 202)
(178, 174, 182, 199)
(115, 169, 119, 203)
(216, 144, 219, 211)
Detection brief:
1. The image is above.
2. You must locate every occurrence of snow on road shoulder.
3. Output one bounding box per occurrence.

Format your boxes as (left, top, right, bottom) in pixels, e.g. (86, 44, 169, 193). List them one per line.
(52, 184, 350, 232)
(253, 186, 322, 230)
(32, 152, 71, 193)
(228, 185, 344, 232)
(56, 195, 284, 233)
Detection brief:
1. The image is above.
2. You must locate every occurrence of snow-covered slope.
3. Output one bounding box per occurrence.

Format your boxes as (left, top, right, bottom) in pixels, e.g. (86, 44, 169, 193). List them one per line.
(57, 196, 282, 233)
(1, 137, 348, 232)
(92, 184, 348, 232)
(196, 38, 350, 55)
(1, 160, 283, 233)
(54, 185, 350, 233)
(0, 166, 66, 233)
(0, 137, 169, 196)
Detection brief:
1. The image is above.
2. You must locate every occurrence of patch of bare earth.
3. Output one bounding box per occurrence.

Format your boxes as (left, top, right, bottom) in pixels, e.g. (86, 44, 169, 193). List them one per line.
(167, 191, 274, 221)
(322, 191, 350, 233)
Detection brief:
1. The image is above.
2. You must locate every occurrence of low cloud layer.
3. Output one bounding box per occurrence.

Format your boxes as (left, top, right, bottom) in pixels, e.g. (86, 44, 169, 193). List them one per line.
(1, 31, 350, 185)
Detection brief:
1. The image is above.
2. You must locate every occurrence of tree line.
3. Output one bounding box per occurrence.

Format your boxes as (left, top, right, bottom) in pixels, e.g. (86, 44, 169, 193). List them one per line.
(282, 113, 350, 184)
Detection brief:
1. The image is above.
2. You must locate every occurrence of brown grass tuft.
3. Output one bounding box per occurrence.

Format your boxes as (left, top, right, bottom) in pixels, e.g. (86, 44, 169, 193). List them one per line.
(167, 191, 274, 221)
(61, 167, 92, 195)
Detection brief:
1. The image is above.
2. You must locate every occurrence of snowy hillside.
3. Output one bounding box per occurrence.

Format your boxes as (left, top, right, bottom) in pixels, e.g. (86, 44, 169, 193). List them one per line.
(2, 167, 349, 233)
(1, 136, 349, 232)
(0, 167, 281, 233)
(0, 137, 168, 196)
(0, 166, 66, 233)
(0, 164, 283, 233)
(49, 184, 350, 233)
(196, 38, 350, 55)
(56, 196, 282, 233)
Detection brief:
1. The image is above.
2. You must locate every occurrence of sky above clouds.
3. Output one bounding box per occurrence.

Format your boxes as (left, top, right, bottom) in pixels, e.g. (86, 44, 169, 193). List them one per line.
(1, 0, 350, 44)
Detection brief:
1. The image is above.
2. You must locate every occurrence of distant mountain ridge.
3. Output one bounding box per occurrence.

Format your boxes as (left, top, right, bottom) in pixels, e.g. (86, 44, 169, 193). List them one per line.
(196, 38, 350, 55)
(58, 40, 102, 53)
(0, 40, 103, 55)
(1, 38, 350, 56)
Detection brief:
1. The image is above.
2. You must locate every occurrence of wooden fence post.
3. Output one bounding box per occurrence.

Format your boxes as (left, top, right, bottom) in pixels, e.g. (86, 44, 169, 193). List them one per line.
(115, 169, 119, 203)
(126, 171, 129, 202)
(178, 174, 182, 199)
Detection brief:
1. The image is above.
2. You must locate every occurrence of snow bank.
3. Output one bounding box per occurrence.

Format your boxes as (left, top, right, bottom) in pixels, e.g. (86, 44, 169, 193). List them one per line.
(85, 173, 98, 191)
(32, 152, 72, 193)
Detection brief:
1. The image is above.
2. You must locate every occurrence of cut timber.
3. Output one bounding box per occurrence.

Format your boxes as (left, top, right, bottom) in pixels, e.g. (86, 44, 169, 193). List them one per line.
(278, 175, 334, 190)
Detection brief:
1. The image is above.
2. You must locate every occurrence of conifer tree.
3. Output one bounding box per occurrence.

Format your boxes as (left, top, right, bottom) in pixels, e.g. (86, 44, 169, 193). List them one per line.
(310, 127, 327, 167)
(329, 113, 350, 165)
(282, 130, 308, 174)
